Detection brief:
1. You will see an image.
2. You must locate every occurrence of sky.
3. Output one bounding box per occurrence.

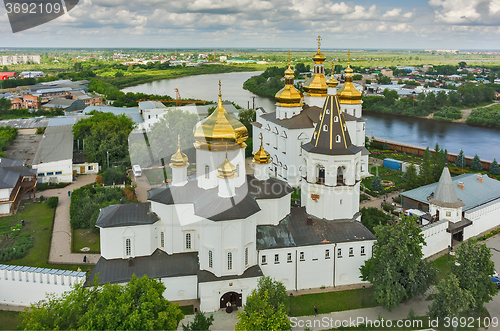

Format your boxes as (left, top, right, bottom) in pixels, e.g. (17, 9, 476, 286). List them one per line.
(1, 0, 500, 49)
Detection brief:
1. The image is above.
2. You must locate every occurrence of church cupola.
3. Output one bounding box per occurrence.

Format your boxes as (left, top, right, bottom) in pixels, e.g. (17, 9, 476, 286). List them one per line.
(302, 36, 328, 108)
(253, 133, 271, 181)
(326, 60, 339, 96)
(275, 51, 303, 119)
(217, 153, 237, 198)
(338, 51, 363, 118)
(170, 135, 189, 186)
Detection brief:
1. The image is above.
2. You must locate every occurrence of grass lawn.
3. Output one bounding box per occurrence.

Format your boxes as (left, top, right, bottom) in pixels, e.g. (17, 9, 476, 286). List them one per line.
(179, 305, 194, 316)
(72, 229, 100, 254)
(0, 310, 21, 330)
(285, 287, 378, 317)
(432, 254, 453, 281)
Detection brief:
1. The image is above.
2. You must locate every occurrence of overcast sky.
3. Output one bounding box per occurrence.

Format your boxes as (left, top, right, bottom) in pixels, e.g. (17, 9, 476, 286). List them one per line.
(1, 0, 500, 49)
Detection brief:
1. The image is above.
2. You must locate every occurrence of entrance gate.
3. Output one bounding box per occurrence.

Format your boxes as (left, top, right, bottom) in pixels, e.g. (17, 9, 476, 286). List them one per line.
(220, 291, 242, 309)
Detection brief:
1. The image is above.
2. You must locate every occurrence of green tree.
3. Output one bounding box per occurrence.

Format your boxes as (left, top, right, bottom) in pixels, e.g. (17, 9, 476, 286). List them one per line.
(2, 66, 8, 72)
(452, 241, 496, 312)
(371, 175, 383, 192)
(73, 62, 83, 72)
(490, 159, 500, 175)
(432, 143, 445, 182)
(403, 164, 420, 190)
(360, 207, 394, 234)
(458, 61, 467, 68)
(182, 311, 214, 331)
(115, 71, 124, 78)
(360, 216, 437, 311)
(235, 276, 290, 331)
(456, 149, 466, 168)
(428, 274, 474, 319)
(73, 111, 135, 169)
(377, 74, 392, 85)
(419, 147, 433, 185)
(20, 275, 184, 330)
(471, 154, 483, 171)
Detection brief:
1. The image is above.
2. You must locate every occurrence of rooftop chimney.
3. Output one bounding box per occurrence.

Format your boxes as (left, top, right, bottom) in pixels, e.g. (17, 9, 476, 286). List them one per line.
(307, 217, 313, 226)
(477, 175, 483, 183)
(458, 181, 465, 190)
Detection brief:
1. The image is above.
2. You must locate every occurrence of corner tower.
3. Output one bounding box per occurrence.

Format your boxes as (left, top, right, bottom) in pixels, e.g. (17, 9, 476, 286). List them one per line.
(193, 80, 248, 190)
(301, 78, 362, 220)
(302, 36, 328, 108)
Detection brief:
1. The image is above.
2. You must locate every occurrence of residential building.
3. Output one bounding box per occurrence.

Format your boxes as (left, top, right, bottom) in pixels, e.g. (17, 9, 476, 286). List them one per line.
(0, 158, 36, 215)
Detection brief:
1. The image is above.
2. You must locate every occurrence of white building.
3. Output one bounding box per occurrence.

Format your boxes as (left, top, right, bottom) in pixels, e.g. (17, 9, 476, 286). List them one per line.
(401, 167, 500, 258)
(253, 47, 369, 187)
(89, 81, 375, 312)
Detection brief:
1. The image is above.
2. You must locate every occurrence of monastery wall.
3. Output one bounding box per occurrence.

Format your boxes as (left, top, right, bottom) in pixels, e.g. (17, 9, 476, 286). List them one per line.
(421, 219, 449, 258)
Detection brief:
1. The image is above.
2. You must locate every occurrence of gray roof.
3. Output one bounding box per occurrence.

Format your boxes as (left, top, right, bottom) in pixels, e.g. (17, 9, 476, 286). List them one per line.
(302, 94, 361, 156)
(96, 202, 160, 228)
(428, 167, 465, 208)
(198, 265, 263, 283)
(0, 117, 49, 129)
(83, 106, 144, 124)
(32, 124, 73, 164)
(257, 207, 375, 250)
(147, 175, 293, 221)
(139, 101, 167, 110)
(401, 173, 500, 211)
(0, 158, 35, 188)
(87, 249, 198, 285)
(260, 105, 321, 130)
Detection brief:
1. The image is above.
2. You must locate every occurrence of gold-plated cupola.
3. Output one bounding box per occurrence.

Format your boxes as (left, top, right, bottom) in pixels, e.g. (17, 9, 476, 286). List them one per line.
(338, 51, 362, 104)
(327, 60, 338, 88)
(217, 153, 237, 179)
(194, 80, 248, 151)
(253, 133, 271, 164)
(170, 135, 189, 168)
(302, 36, 328, 98)
(275, 51, 303, 108)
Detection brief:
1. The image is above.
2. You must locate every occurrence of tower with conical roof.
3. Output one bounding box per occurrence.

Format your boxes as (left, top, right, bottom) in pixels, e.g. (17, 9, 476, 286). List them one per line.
(338, 51, 363, 118)
(302, 36, 328, 108)
(194, 80, 248, 190)
(275, 51, 303, 120)
(428, 165, 465, 223)
(253, 133, 271, 181)
(170, 135, 189, 187)
(301, 69, 362, 220)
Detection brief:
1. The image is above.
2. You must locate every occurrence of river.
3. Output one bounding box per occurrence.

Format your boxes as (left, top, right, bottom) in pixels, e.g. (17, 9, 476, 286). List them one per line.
(122, 71, 500, 162)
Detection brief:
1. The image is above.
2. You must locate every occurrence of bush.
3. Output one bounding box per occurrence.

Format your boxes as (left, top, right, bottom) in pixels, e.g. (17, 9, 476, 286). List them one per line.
(37, 182, 70, 192)
(382, 204, 394, 212)
(47, 196, 59, 208)
(102, 166, 128, 185)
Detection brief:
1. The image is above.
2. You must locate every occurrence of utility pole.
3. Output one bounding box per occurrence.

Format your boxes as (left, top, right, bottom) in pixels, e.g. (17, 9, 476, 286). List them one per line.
(107, 151, 109, 168)
(251, 96, 256, 109)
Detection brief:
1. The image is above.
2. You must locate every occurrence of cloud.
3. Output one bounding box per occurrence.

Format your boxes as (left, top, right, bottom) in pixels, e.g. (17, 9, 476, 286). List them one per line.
(343, 4, 377, 20)
(429, 0, 500, 25)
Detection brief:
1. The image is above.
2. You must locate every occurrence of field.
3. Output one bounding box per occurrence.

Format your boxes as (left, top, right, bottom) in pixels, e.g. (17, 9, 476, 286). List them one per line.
(72, 229, 100, 254)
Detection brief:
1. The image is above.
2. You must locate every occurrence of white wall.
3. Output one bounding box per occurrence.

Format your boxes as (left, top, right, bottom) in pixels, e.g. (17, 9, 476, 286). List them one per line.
(421, 219, 450, 258)
(162, 276, 198, 302)
(0, 265, 86, 307)
(198, 276, 259, 312)
(100, 224, 158, 259)
(33, 159, 73, 183)
(255, 194, 291, 226)
(73, 163, 99, 175)
(464, 198, 500, 241)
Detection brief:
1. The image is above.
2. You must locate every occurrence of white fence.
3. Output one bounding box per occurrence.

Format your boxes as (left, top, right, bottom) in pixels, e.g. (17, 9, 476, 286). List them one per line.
(0, 264, 86, 307)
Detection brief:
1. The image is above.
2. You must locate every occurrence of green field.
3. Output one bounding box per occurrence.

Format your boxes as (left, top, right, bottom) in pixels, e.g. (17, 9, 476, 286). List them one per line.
(0, 310, 21, 331)
(72, 229, 100, 254)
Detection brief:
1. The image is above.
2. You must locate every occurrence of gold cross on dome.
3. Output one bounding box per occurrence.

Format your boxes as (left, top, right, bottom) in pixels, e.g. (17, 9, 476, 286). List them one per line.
(331, 60, 334, 73)
(288, 50, 291, 66)
(259, 132, 263, 146)
(347, 50, 351, 63)
(317, 35, 322, 49)
(218, 79, 222, 97)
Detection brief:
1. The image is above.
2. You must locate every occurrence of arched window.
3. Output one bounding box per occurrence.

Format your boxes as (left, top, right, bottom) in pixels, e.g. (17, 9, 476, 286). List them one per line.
(326, 109, 330, 114)
(204, 165, 210, 179)
(245, 247, 249, 266)
(336, 135, 341, 143)
(344, 124, 347, 131)
(236, 164, 240, 177)
(208, 250, 213, 268)
(334, 116, 339, 122)
(316, 164, 325, 184)
(125, 238, 131, 256)
(319, 114, 322, 121)
(323, 125, 328, 132)
(227, 252, 233, 270)
(160, 232, 164, 248)
(313, 131, 317, 139)
(185, 233, 191, 249)
(337, 166, 345, 185)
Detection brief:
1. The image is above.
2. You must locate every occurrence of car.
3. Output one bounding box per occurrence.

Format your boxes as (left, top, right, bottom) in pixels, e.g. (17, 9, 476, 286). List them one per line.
(493, 270, 500, 278)
(490, 277, 500, 289)
(132, 165, 142, 177)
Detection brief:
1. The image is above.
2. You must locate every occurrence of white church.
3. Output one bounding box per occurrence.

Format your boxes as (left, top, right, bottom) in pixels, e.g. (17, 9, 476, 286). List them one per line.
(89, 73, 376, 312)
(252, 41, 369, 187)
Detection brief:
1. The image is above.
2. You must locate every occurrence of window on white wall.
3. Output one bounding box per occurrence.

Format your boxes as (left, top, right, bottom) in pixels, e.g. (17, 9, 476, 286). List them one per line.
(209, 250, 213, 268)
(274, 254, 279, 264)
(287, 252, 292, 262)
(245, 247, 249, 266)
(227, 252, 233, 270)
(262, 255, 267, 265)
(185, 233, 192, 249)
(125, 238, 131, 256)
(325, 249, 330, 259)
(300, 252, 305, 261)
(349, 247, 354, 257)
(205, 165, 210, 179)
(160, 232, 164, 248)
(361, 246, 365, 256)
(337, 248, 342, 258)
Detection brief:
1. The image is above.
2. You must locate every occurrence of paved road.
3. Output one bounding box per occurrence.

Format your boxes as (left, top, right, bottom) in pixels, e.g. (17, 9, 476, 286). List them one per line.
(42, 174, 100, 265)
(485, 235, 500, 329)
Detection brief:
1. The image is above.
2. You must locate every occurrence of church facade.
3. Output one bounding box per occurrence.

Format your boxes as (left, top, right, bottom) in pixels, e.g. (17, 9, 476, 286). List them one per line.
(253, 40, 369, 187)
(90, 67, 375, 312)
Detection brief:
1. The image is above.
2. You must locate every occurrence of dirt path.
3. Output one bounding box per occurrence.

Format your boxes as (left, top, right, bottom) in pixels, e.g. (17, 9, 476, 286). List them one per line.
(453, 101, 499, 123)
(42, 174, 100, 265)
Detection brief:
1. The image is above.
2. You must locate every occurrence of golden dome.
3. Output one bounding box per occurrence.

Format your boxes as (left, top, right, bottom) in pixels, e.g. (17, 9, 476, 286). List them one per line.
(170, 135, 188, 168)
(338, 51, 362, 104)
(303, 36, 327, 97)
(253, 133, 271, 164)
(312, 35, 326, 63)
(217, 154, 237, 179)
(194, 80, 248, 151)
(275, 50, 303, 107)
(327, 60, 338, 88)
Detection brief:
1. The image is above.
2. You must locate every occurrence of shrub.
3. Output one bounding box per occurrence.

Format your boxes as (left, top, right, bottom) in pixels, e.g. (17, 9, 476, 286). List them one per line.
(471, 154, 483, 171)
(37, 182, 70, 192)
(47, 196, 59, 208)
(383, 204, 394, 212)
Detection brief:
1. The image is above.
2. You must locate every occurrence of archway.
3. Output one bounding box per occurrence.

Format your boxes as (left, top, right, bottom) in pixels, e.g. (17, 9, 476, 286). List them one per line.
(316, 164, 325, 184)
(337, 166, 346, 185)
(220, 291, 242, 309)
